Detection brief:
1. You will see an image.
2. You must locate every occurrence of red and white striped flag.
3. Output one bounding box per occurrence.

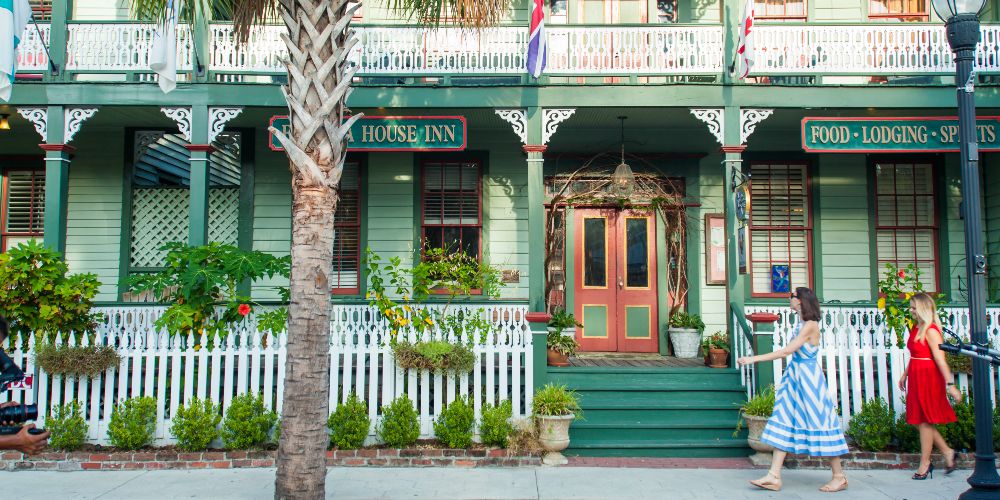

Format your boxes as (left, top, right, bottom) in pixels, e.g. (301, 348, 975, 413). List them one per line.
(526, 0, 546, 78)
(736, 0, 754, 79)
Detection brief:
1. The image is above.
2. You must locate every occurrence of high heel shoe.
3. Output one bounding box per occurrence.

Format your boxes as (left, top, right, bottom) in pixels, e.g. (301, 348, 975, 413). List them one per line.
(945, 450, 958, 475)
(912, 463, 934, 480)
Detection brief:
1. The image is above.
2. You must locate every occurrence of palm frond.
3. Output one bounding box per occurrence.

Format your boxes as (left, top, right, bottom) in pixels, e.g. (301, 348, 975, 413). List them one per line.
(390, 0, 513, 28)
(130, 0, 277, 43)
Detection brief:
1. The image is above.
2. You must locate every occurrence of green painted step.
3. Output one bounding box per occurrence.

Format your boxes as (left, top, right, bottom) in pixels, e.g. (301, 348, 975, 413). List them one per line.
(575, 393, 745, 409)
(548, 368, 742, 387)
(570, 423, 747, 442)
(572, 408, 743, 425)
(566, 439, 753, 458)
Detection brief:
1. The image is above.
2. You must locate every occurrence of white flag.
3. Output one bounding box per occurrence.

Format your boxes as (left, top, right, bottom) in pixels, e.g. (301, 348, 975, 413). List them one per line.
(150, 0, 180, 93)
(736, 0, 755, 79)
(0, 0, 32, 102)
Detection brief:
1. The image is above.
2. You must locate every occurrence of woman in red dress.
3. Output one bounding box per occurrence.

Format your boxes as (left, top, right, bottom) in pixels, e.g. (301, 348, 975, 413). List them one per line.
(898, 293, 962, 480)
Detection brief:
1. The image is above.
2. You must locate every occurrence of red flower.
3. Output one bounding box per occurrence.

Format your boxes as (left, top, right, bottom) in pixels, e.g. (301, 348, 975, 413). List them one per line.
(897, 270, 906, 279)
(238, 304, 251, 317)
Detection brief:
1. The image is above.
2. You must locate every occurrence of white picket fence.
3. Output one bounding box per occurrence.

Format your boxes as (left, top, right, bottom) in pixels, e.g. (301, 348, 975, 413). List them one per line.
(0, 304, 532, 446)
(743, 304, 1000, 428)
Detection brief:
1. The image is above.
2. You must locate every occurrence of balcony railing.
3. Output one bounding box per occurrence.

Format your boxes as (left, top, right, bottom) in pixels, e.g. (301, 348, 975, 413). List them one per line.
(14, 22, 1000, 82)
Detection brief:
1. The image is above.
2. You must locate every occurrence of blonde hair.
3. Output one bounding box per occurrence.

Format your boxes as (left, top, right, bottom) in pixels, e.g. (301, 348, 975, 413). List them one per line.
(910, 293, 941, 343)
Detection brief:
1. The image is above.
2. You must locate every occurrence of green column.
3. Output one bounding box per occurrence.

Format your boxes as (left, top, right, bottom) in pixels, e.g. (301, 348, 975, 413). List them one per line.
(722, 107, 746, 332)
(188, 106, 211, 246)
(526, 107, 546, 314)
(47, 0, 69, 80)
(528, 313, 550, 392)
(42, 106, 68, 253)
(749, 316, 776, 393)
(192, 17, 211, 82)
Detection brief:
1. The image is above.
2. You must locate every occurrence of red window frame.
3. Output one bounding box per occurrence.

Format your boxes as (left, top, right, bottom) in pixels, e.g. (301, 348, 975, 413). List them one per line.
(1, 166, 45, 253)
(748, 162, 814, 298)
(868, 0, 929, 21)
(420, 159, 483, 263)
(754, 0, 807, 20)
(873, 161, 939, 293)
(332, 161, 362, 295)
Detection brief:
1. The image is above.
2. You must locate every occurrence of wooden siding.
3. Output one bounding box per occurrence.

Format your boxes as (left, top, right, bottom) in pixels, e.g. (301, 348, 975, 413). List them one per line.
(817, 155, 871, 302)
(812, 0, 864, 21)
(695, 157, 727, 334)
(486, 149, 529, 300)
(65, 128, 124, 300)
(251, 130, 291, 300)
(366, 151, 416, 295)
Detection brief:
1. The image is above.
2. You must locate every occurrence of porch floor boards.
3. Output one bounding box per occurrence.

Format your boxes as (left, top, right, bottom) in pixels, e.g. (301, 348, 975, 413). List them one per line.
(568, 354, 704, 368)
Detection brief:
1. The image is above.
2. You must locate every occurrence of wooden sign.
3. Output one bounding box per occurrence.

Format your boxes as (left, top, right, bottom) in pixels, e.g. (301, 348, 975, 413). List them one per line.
(802, 116, 1000, 153)
(269, 116, 467, 152)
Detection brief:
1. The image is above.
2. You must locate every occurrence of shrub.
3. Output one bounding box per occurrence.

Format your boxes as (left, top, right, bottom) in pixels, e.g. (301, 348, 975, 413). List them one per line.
(107, 397, 157, 450)
(940, 394, 976, 452)
(667, 311, 704, 333)
(532, 384, 581, 417)
(846, 398, 894, 451)
(377, 395, 420, 448)
(34, 343, 120, 378)
(48, 401, 88, 451)
(433, 396, 475, 448)
(506, 417, 542, 456)
(221, 393, 277, 450)
(480, 399, 513, 447)
(392, 340, 476, 373)
(894, 414, 921, 453)
(170, 398, 221, 452)
(327, 393, 371, 449)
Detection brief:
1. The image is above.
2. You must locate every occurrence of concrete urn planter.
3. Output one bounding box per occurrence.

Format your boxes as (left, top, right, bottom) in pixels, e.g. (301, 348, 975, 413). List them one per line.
(537, 414, 575, 466)
(743, 413, 775, 465)
(668, 328, 701, 358)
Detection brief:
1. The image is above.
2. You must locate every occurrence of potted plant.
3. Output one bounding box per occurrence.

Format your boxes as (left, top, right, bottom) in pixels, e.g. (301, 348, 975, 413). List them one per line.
(532, 383, 581, 466)
(546, 332, 578, 367)
(706, 331, 730, 368)
(735, 386, 776, 465)
(667, 311, 704, 358)
(548, 308, 582, 338)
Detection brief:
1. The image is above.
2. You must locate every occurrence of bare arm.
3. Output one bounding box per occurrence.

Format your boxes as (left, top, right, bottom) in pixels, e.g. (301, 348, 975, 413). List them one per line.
(738, 321, 817, 366)
(926, 327, 963, 401)
(0, 424, 49, 454)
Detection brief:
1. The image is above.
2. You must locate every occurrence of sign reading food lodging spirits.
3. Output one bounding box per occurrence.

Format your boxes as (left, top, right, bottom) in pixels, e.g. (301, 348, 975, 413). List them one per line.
(802, 117, 1000, 153)
(269, 116, 467, 152)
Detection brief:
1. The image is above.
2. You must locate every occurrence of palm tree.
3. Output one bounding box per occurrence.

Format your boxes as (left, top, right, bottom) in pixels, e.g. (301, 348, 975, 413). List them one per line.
(131, 0, 512, 497)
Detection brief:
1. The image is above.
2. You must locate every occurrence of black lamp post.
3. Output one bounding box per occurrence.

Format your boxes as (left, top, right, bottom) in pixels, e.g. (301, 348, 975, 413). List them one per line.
(931, 0, 1000, 498)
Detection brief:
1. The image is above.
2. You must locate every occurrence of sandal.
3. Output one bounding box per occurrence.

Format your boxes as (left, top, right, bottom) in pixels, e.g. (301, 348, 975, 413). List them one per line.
(819, 474, 849, 493)
(750, 472, 782, 492)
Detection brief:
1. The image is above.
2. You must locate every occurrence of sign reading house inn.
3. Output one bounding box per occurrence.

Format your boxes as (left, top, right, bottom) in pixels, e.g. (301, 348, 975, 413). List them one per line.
(269, 115, 467, 151)
(802, 116, 1000, 153)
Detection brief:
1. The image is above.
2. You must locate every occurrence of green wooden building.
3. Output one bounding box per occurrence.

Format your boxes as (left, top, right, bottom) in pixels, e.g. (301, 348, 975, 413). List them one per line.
(3, 0, 1000, 456)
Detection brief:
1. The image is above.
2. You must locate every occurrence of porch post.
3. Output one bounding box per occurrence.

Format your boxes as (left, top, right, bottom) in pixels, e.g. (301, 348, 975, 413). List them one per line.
(188, 105, 211, 247)
(527, 312, 551, 392)
(47, 0, 69, 79)
(526, 107, 546, 314)
(747, 312, 778, 392)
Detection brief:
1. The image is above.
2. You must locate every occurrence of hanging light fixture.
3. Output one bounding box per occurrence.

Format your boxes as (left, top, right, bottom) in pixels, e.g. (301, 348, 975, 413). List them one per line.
(611, 116, 635, 197)
(0, 114, 10, 131)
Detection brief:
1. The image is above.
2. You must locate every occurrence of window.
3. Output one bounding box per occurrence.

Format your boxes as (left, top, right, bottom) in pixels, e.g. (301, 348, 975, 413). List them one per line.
(875, 162, 938, 292)
(749, 163, 812, 296)
(1, 169, 45, 252)
(869, 0, 928, 21)
(754, 0, 806, 20)
(657, 0, 678, 23)
(29, 0, 52, 21)
(332, 162, 361, 294)
(421, 161, 481, 259)
(549, 0, 568, 24)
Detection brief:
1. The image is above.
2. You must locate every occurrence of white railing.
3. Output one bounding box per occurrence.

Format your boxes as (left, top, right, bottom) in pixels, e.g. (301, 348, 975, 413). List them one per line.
(732, 311, 757, 399)
(16, 23, 49, 72)
(1, 304, 531, 446)
(64, 23, 194, 72)
(744, 304, 999, 429)
(751, 24, 1000, 75)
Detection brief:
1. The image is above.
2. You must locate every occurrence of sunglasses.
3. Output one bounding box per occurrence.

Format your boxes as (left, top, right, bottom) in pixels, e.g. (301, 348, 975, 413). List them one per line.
(789, 293, 798, 299)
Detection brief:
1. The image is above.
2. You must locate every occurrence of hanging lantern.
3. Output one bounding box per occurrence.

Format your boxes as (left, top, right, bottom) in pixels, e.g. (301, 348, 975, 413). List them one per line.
(611, 116, 635, 197)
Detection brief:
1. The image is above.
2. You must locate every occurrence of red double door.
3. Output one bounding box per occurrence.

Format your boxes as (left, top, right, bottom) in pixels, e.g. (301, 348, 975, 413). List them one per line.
(573, 208, 659, 353)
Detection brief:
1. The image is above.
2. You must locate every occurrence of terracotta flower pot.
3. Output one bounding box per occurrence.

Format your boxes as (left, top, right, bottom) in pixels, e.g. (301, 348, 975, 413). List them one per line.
(547, 348, 569, 367)
(537, 414, 575, 466)
(708, 348, 729, 368)
(743, 413, 775, 465)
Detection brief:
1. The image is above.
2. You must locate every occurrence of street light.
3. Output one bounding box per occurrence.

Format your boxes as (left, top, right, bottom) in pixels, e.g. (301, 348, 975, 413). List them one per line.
(931, 1, 1000, 498)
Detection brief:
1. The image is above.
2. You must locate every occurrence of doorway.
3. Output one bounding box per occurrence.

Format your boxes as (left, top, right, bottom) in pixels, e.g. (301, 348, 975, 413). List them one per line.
(573, 208, 659, 353)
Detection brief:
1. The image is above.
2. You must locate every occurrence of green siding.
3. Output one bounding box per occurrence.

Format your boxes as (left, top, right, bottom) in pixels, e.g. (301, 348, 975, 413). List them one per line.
(817, 155, 871, 302)
(695, 158, 727, 336)
(367, 152, 415, 298)
(811, 0, 864, 21)
(487, 149, 528, 300)
(943, 155, 989, 302)
(65, 128, 124, 300)
(251, 130, 291, 299)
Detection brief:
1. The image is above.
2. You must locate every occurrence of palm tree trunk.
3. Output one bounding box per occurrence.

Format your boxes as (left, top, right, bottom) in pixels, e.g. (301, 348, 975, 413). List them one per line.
(272, 0, 360, 497)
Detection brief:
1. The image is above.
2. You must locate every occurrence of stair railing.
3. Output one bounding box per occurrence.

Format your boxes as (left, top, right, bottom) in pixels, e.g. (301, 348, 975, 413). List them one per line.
(732, 304, 757, 399)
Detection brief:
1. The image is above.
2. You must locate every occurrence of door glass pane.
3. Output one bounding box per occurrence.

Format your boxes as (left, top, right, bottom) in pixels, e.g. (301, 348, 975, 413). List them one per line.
(583, 218, 607, 287)
(625, 218, 649, 288)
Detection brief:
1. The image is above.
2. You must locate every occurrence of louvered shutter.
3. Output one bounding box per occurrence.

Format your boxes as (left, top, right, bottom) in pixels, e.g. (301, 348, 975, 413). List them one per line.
(332, 162, 361, 293)
(422, 161, 481, 259)
(749, 163, 812, 296)
(2, 170, 45, 251)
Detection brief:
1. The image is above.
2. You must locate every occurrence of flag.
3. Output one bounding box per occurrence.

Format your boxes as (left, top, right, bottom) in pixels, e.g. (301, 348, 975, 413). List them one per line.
(150, 0, 180, 93)
(736, 0, 754, 79)
(526, 0, 546, 79)
(0, 0, 32, 102)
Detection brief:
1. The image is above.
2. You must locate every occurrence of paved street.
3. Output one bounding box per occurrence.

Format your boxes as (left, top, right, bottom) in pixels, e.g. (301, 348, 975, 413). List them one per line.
(0, 466, 971, 499)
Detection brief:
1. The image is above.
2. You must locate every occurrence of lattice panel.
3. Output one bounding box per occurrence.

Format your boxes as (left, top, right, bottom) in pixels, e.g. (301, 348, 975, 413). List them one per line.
(209, 188, 239, 245)
(131, 189, 189, 268)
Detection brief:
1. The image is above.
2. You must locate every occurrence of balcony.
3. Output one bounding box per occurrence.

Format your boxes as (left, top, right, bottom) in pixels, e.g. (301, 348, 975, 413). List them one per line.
(15, 22, 1000, 85)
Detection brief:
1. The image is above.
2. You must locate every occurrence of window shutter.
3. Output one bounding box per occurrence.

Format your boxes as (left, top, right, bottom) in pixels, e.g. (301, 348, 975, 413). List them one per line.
(332, 162, 361, 292)
(748, 163, 811, 296)
(4, 170, 45, 235)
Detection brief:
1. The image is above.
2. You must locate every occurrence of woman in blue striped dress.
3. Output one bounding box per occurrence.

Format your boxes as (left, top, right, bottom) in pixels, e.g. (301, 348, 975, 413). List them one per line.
(738, 287, 849, 493)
